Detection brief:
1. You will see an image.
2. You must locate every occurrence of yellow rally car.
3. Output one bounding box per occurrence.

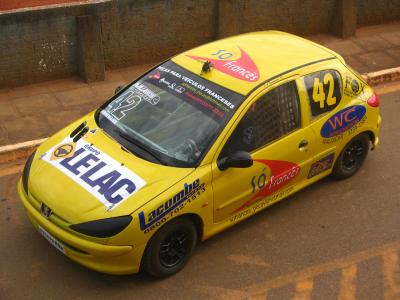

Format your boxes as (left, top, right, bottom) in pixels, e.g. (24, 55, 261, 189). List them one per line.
(18, 31, 381, 277)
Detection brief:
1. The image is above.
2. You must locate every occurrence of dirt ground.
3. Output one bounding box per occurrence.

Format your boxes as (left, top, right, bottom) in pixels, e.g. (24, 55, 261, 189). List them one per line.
(0, 0, 90, 11)
(1, 88, 399, 299)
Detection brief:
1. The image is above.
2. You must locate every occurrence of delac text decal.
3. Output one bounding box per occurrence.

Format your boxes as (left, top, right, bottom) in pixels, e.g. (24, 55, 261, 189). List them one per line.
(321, 105, 366, 138)
(187, 48, 260, 82)
(43, 138, 146, 210)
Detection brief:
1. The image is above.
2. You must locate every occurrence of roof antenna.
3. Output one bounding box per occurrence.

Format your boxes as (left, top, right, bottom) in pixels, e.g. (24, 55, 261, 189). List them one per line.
(201, 61, 213, 75)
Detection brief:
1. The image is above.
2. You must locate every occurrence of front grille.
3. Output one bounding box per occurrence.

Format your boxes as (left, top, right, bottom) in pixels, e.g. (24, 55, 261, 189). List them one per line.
(29, 194, 71, 227)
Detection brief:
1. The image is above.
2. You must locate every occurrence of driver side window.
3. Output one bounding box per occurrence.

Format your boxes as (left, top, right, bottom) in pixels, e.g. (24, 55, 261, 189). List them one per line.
(220, 81, 301, 157)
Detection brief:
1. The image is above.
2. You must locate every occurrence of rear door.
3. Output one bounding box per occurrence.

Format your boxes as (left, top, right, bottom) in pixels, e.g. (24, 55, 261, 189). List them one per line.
(297, 68, 345, 179)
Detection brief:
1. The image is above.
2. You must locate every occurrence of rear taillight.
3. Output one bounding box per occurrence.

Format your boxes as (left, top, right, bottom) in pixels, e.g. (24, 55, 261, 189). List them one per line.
(367, 92, 380, 107)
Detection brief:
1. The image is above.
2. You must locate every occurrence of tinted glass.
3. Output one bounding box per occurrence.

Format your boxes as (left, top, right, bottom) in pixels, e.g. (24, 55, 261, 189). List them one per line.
(97, 61, 244, 167)
(304, 69, 342, 117)
(220, 81, 301, 157)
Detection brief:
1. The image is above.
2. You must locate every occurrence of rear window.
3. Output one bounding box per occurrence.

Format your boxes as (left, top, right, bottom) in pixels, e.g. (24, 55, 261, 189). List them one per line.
(304, 69, 342, 118)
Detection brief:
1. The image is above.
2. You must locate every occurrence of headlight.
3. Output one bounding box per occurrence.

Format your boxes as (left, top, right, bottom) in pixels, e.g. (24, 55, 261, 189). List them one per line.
(22, 150, 36, 193)
(70, 215, 133, 238)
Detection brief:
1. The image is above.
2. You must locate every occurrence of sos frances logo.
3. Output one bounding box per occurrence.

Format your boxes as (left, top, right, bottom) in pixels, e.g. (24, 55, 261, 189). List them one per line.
(236, 159, 301, 212)
(187, 48, 260, 82)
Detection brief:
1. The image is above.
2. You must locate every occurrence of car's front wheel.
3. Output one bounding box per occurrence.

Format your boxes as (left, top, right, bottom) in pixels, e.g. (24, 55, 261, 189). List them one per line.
(142, 217, 197, 278)
(332, 133, 370, 179)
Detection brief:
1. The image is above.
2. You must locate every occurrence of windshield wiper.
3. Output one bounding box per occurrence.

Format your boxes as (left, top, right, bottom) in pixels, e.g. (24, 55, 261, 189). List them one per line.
(116, 130, 168, 166)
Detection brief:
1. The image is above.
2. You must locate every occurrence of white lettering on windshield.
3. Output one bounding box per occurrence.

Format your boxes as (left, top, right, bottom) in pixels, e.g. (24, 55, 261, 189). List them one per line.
(157, 66, 235, 110)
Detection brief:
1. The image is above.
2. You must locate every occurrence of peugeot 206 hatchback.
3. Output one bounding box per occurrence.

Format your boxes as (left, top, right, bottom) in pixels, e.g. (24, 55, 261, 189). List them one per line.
(18, 31, 381, 277)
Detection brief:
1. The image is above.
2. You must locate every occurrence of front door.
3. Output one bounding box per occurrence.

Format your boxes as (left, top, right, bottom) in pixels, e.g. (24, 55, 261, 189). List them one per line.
(211, 80, 316, 223)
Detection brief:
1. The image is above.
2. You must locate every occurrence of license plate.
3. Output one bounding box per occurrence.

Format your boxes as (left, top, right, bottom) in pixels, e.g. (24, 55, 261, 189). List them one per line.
(38, 226, 65, 254)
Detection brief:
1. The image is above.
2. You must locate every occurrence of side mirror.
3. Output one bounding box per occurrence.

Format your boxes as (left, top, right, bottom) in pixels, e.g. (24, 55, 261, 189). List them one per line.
(114, 85, 124, 94)
(217, 151, 253, 171)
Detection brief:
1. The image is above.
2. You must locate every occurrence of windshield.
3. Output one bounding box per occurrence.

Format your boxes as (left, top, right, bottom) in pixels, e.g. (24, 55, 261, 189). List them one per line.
(97, 61, 244, 167)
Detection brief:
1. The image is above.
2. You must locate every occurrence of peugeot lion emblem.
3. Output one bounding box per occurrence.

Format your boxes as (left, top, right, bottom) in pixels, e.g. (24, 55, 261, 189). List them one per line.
(40, 203, 52, 219)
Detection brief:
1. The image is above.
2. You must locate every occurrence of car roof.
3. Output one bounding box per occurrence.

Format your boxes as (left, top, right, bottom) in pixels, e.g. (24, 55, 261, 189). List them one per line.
(172, 31, 340, 95)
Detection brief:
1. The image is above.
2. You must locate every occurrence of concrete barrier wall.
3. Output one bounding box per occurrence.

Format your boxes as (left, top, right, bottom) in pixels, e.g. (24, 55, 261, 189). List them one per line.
(102, 0, 217, 68)
(218, 0, 337, 37)
(357, 0, 400, 26)
(0, 9, 79, 86)
(0, 0, 399, 88)
(0, 1, 111, 87)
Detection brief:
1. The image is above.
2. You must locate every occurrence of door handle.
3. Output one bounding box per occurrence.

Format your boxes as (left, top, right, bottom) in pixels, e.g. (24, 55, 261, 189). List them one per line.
(298, 139, 308, 151)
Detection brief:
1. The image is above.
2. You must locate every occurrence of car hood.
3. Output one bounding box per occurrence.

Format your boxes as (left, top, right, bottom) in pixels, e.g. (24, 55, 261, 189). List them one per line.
(28, 114, 194, 224)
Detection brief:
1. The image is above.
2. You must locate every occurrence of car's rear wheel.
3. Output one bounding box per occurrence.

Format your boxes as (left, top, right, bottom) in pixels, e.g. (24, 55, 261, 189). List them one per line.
(332, 133, 370, 179)
(142, 217, 197, 278)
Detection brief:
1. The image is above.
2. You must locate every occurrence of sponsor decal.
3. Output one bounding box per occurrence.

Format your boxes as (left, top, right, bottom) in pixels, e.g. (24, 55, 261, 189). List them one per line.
(230, 186, 294, 223)
(351, 79, 360, 93)
(102, 61, 245, 126)
(321, 105, 366, 138)
(43, 138, 146, 210)
(157, 78, 187, 96)
(175, 85, 186, 94)
(145, 62, 244, 122)
(344, 75, 367, 99)
(187, 48, 260, 82)
(138, 179, 205, 233)
(51, 143, 76, 160)
(103, 82, 160, 124)
(235, 160, 301, 212)
(132, 82, 160, 105)
(148, 71, 161, 80)
(154, 65, 237, 110)
(322, 114, 367, 144)
(307, 153, 335, 179)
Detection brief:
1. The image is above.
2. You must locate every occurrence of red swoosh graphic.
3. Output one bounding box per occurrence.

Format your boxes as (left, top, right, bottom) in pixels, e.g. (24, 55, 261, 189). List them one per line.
(187, 47, 260, 82)
(235, 159, 300, 212)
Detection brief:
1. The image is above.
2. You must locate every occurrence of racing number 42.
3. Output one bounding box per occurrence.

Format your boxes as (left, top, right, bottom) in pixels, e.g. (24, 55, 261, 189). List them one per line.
(312, 73, 337, 109)
(109, 91, 142, 120)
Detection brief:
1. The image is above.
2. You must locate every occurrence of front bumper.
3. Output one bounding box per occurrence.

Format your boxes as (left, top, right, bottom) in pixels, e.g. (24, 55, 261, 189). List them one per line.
(17, 179, 145, 275)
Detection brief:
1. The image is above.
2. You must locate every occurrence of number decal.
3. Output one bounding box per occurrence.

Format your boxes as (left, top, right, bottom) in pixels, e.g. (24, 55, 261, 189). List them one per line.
(305, 70, 342, 117)
(312, 77, 326, 108)
(324, 73, 337, 106)
(312, 73, 337, 109)
(109, 91, 142, 120)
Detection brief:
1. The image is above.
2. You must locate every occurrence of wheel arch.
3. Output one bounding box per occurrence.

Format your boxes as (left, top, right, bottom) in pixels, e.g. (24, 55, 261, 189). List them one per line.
(332, 131, 370, 180)
(179, 213, 204, 243)
(139, 213, 204, 275)
(141, 213, 204, 255)
(363, 130, 376, 149)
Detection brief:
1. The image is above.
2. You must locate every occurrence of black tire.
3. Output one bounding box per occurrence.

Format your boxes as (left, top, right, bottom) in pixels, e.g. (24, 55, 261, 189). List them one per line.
(332, 133, 370, 180)
(142, 217, 197, 278)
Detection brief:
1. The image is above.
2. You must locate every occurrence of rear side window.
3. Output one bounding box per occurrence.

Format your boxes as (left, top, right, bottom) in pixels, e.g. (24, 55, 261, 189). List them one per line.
(304, 70, 342, 118)
(220, 81, 301, 156)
